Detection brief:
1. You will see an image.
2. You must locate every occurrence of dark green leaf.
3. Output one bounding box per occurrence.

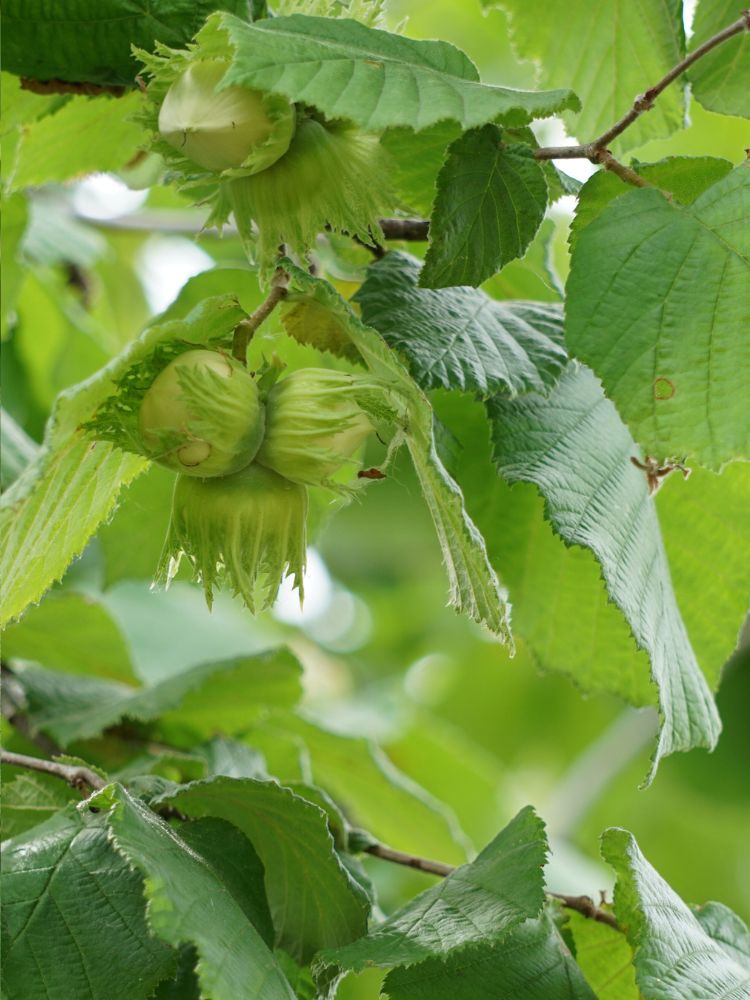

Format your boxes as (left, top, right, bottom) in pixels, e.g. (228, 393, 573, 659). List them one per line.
(693, 901, 750, 972)
(157, 775, 370, 962)
(422, 127, 547, 288)
(356, 251, 566, 397)
(383, 912, 596, 999)
(320, 806, 547, 972)
(99, 785, 296, 1000)
(1, 806, 175, 1000)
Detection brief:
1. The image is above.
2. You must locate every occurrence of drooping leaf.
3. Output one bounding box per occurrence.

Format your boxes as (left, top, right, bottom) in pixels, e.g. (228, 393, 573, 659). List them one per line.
(2, 591, 138, 682)
(0, 295, 246, 627)
(157, 775, 370, 962)
(688, 0, 750, 119)
(566, 164, 750, 469)
(487, 364, 720, 777)
(2, 0, 251, 85)
(421, 126, 548, 289)
(356, 251, 567, 397)
(10, 648, 302, 746)
(283, 261, 512, 642)
(380, 121, 460, 217)
(0, 772, 74, 840)
(488, 0, 685, 151)
(209, 12, 580, 134)
(383, 911, 597, 1000)
(1, 805, 175, 1000)
(98, 784, 296, 1000)
(602, 828, 750, 999)
(566, 910, 639, 1000)
(8, 94, 144, 191)
(320, 806, 547, 972)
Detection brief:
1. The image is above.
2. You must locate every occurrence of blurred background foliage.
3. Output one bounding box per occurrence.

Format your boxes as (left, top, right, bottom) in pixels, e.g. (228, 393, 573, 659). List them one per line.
(2, 4, 749, 997)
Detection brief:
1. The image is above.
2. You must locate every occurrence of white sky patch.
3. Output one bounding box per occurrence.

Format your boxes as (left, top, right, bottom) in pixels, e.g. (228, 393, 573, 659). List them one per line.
(72, 173, 148, 220)
(135, 235, 214, 314)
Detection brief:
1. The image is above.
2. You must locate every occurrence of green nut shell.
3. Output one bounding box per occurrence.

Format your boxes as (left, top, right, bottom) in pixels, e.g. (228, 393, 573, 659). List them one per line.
(138, 349, 264, 477)
(159, 462, 308, 612)
(256, 367, 376, 486)
(157, 59, 296, 174)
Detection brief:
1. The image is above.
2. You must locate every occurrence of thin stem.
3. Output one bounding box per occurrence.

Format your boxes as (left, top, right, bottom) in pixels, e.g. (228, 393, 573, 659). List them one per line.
(364, 841, 621, 931)
(1, 750, 106, 793)
(535, 11, 750, 162)
(232, 268, 289, 362)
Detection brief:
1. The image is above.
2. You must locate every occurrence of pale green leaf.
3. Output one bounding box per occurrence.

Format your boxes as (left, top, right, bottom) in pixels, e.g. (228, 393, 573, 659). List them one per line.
(421, 127, 548, 288)
(383, 911, 596, 1000)
(566, 164, 750, 469)
(265, 713, 471, 864)
(11, 648, 301, 746)
(490, 0, 685, 151)
(320, 806, 547, 972)
(356, 251, 567, 397)
(157, 775, 370, 962)
(569, 156, 735, 251)
(1, 805, 175, 1000)
(98, 785, 296, 1000)
(602, 828, 750, 999)
(9, 94, 144, 191)
(213, 12, 580, 133)
(0, 295, 246, 626)
(380, 122, 460, 216)
(2, 591, 138, 682)
(0, 193, 27, 337)
(482, 217, 563, 302)
(0, 408, 38, 490)
(487, 364, 720, 775)
(0, 773, 73, 840)
(693, 902, 750, 972)
(566, 910, 639, 1000)
(284, 262, 512, 642)
(688, 0, 750, 119)
(2, 0, 251, 85)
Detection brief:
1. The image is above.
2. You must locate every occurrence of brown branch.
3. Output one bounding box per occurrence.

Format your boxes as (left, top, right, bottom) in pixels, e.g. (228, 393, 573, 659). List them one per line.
(364, 842, 621, 931)
(1, 750, 106, 794)
(378, 218, 430, 242)
(20, 77, 128, 97)
(232, 268, 289, 362)
(535, 11, 750, 167)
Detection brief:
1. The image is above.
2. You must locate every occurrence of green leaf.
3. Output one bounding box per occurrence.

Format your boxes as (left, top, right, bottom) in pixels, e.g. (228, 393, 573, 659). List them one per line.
(284, 261, 512, 642)
(0, 193, 27, 337)
(8, 94, 144, 191)
(11, 648, 302, 746)
(98, 784, 296, 1000)
(156, 775, 370, 962)
(1, 805, 175, 1000)
(602, 828, 750, 999)
(693, 902, 750, 971)
(482, 217, 563, 302)
(0, 294, 246, 626)
(2, 591, 138, 682)
(566, 164, 750, 469)
(265, 713, 471, 864)
(175, 817, 275, 948)
(2, 0, 251, 85)
(421, 127, 548, 288)
(380, 122, 460, 216)
(489, 0, 685, 152)
(566, 911, 639, 1000)
(212, 12, 580, 133)
(320, 806, 547, 972)
(0, 773, 74, 840)
(569, 156, 735, 252)
(487, 364, 720, 775)
(383, 911, 597, 1000)
(688, 0, 750, 119)
(356, 251, 567, 397)
(0, 408, 38, 490)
